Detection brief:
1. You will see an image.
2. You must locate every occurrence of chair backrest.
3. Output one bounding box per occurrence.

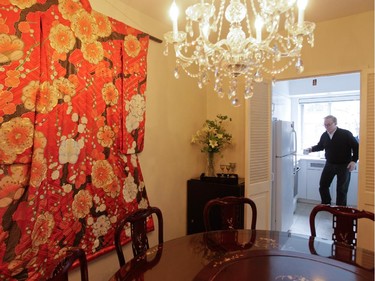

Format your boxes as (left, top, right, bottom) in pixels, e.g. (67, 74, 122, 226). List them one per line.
(309, 204, 374, 264)
(46, 248, 89, 281)
(114, 206, 164, 267)
(309, 204, 374, 245)
(119, 246, 163, 280)
(203, 196, 257, 231)
(204, 229, 256, 253)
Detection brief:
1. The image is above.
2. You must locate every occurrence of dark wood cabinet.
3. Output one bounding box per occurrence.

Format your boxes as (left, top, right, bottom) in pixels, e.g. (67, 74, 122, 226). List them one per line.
(187, 178, 245, 234)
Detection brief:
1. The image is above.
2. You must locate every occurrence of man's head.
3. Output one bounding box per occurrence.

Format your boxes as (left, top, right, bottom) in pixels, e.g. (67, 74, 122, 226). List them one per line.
(324, 115, 337, 134)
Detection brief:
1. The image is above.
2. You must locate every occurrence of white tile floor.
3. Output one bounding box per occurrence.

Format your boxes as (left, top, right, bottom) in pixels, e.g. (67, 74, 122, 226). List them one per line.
(289, 201, 333, 240)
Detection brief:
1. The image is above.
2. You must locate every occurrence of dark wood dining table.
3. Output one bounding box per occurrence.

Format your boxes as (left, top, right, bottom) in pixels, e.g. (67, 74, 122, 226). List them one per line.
(109, 229, 374, 281)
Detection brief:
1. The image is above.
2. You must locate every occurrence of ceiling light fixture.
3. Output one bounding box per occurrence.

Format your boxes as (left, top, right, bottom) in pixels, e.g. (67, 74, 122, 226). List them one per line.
(163, 0, 315, 106)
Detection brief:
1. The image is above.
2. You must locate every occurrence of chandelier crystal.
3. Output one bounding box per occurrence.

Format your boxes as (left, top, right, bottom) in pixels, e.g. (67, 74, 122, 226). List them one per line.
(163, 0, 315, 106)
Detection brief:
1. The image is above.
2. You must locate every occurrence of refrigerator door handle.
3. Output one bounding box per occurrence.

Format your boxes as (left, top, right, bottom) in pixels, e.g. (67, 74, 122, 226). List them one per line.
(291, 125, 298, 172)
(291, 127, 297, 154)
(293, 166, 301, 175)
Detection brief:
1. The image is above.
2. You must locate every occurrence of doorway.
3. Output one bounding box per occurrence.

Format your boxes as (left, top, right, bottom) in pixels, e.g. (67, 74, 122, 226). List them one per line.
(271, 72, 360, 235)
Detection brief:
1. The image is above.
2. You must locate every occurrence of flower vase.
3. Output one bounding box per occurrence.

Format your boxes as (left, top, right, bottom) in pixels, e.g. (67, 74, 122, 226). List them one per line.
(206, 152, 216, 177)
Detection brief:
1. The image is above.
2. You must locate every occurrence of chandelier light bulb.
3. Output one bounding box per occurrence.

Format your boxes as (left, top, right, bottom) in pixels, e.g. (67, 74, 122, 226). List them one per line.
(163, 0, 315, 106)
(297, 0, 308, 10)
(169, 1, 179, 21)
(169, 1, 179, 37)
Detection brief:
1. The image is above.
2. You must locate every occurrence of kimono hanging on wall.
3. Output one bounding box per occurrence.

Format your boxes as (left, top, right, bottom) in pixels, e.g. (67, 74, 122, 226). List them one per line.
(0, 0, 152, 279)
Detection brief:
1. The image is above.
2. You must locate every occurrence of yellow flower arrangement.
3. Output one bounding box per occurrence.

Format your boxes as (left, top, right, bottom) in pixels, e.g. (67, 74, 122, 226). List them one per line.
(191, 114, 232, 154)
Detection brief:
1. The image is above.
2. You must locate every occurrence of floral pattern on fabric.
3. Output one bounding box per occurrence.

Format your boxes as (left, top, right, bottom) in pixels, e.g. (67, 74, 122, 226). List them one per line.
(0, 0, 151, 280)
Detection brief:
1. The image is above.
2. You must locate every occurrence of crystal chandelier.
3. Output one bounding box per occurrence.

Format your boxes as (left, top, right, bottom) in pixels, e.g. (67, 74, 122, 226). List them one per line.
(163, 0, 315, 106)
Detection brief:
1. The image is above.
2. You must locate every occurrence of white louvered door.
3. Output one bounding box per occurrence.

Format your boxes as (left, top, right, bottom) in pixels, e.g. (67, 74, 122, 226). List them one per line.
(245, 81, 272, 230)
(358, 70, 374, 251)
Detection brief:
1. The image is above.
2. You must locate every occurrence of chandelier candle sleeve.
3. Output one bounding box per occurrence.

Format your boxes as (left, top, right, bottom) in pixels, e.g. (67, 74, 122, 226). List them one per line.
(255, 16, 263, 42)
(298, 0, 308, 26)
(164, 0, 315, 106)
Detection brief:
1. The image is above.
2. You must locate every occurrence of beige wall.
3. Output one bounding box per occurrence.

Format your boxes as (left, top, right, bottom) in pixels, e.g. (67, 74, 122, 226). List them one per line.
(71, 3, 374, 280)
(278, 11, 374, 79)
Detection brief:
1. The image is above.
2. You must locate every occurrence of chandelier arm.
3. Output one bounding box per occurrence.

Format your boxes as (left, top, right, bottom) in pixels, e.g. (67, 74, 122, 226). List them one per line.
(173, 48, 199, 65)
(255, 20, 280, 47)
(273, 34, 303, 55)
(173, 40, 226, 69)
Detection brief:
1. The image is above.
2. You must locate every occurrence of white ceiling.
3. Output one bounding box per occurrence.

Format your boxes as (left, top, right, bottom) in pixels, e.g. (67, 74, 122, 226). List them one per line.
(121, 0, 374, 25)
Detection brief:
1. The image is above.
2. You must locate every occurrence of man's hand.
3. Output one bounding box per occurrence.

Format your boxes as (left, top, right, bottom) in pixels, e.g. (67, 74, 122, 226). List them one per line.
(347, 161, 356, 172)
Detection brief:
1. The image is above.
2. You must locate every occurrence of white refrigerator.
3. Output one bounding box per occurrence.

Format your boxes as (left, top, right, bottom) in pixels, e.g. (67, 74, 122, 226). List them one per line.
(271, 119, 299, 232)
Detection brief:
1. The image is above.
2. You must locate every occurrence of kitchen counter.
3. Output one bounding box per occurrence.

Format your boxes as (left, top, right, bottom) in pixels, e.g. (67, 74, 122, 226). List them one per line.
(297, 155, 325, 161)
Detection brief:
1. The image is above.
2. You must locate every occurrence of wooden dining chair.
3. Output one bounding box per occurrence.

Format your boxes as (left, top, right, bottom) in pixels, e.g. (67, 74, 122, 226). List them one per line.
(309, 204, 374, 265)
(114, 206, 164, 267)
(46, 248, 89, 281)
(203, 196, 257, 231)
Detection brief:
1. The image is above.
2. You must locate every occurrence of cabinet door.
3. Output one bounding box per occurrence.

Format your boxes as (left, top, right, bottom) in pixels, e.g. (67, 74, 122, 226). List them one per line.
(322, 175, 358, 206)
(297, 160, 307, 199)
(348, 172, 358, 206)
(187, 180, 244, 234)
(306, 169, 321, 201)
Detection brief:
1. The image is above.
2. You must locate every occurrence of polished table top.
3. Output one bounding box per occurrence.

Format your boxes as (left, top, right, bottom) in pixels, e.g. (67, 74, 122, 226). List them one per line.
(109, 230, 374, 281)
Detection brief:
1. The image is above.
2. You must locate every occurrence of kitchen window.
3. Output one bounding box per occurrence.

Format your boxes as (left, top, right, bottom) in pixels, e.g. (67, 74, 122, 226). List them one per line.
(299, 97, 360, 156)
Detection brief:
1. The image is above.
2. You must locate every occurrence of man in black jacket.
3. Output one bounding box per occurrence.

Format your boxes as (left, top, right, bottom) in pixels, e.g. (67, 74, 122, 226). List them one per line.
(305, 115, 359, 206)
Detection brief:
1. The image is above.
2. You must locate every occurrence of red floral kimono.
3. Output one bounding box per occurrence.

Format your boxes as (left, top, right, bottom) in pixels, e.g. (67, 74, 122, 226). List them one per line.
(0, 0, 151, 279)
